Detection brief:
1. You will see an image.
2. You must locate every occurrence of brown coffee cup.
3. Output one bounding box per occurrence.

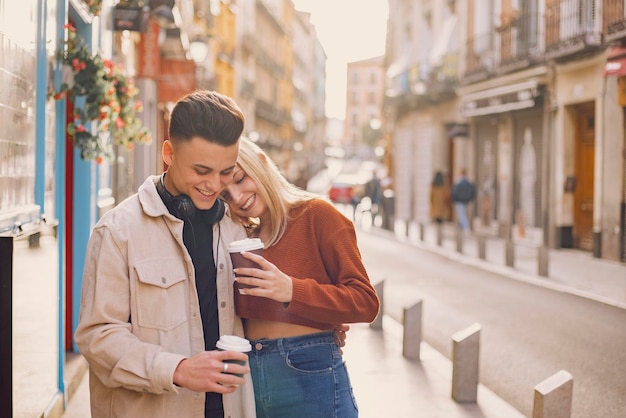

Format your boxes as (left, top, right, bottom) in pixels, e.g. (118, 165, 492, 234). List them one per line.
(228, 238, 264, 294)
(216, 335, 252, 379)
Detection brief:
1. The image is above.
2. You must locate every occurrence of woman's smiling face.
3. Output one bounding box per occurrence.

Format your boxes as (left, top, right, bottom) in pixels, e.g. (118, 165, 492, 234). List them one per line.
(221, 167, 267, 219)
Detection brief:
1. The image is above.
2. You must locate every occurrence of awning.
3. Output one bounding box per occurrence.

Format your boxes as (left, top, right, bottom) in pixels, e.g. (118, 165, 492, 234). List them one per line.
(604, 46, 626, 77)
(459, 79, 542, 117)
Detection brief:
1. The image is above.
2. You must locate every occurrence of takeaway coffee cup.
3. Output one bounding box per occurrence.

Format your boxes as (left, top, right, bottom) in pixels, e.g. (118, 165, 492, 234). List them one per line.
(228, 238, 264, 294)
(216, 335, 252, 378)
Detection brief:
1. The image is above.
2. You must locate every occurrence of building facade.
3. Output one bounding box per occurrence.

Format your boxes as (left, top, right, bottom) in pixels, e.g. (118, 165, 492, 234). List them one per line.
(384, 0, 461, 225)
(234, 0, 326, 183)
(345, 55, 386, 160)
(384, 0, 626, 263)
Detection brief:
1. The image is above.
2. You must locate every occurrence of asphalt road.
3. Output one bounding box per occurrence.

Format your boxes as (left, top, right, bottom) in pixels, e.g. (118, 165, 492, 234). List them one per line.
(355, 226, 626, 418)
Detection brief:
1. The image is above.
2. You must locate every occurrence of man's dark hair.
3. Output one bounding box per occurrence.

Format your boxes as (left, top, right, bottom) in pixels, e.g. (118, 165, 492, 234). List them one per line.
(169, 90, 245, 146)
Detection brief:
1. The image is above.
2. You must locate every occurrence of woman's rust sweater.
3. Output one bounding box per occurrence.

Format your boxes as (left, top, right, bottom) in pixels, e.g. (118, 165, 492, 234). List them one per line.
(234, 198, 380, 330)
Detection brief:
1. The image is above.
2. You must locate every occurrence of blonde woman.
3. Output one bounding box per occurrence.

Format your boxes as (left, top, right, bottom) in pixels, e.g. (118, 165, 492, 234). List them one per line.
(220, 137, 379, 418)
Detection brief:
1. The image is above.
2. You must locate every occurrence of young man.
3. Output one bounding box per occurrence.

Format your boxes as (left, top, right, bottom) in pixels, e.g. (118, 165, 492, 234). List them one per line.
(74, 91, 256, 418)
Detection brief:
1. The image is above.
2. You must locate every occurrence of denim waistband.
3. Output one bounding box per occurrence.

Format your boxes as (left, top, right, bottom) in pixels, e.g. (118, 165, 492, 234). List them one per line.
(248, 330, 336, 353)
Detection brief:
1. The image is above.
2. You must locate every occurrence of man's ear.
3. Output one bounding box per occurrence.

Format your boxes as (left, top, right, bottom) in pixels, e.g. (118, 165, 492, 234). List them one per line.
(162, 140, 173, 166)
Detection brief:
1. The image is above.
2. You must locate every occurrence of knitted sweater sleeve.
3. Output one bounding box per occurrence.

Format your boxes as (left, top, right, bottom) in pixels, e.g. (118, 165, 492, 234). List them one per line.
(285, 200, 380, 325)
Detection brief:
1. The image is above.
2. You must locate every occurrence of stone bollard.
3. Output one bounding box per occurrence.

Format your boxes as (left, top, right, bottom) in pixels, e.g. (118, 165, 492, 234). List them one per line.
(436, 223, 443, 246)
(532, 370, 573, 418)
(537, 246, 549, 277)
(505, 240, 515, 267)
(477, 234, 486, 260)
(369, 279, 385, 330)
(402, 300, 423, 361)
(451, 323, 481, 403)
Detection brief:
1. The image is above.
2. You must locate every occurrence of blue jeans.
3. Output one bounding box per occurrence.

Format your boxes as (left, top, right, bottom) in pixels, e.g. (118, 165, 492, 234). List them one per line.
(248, 331, 359, 418)
(455, 202, 470, 230)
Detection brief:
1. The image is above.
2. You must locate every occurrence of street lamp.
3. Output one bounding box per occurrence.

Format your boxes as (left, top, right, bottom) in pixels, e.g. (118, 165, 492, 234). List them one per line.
(189, 37, 210, 63)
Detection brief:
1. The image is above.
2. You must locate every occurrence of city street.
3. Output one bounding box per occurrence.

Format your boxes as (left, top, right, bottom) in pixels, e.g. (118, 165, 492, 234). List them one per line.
(353, 220, 626, 418)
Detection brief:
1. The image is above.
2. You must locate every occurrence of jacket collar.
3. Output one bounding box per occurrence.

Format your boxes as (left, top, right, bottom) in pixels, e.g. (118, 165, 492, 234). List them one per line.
(138, 175, 234, 221)
(138, 175, 171, 219)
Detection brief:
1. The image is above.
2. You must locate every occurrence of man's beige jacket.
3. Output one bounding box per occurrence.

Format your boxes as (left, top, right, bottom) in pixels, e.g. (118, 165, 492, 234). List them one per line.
(75, 176, 255, 418)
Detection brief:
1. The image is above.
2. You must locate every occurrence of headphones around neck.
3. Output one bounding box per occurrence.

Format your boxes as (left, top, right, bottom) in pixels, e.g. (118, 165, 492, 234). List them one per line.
(156, 173, 225, 224)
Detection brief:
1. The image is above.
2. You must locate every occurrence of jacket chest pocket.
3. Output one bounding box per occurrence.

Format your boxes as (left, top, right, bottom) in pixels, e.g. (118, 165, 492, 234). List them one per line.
(134, 261, 188, 331)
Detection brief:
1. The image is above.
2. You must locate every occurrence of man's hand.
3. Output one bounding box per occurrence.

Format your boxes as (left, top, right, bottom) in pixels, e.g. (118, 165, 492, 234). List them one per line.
(173, 350, 250, 393)
(334, 324, 350, 354)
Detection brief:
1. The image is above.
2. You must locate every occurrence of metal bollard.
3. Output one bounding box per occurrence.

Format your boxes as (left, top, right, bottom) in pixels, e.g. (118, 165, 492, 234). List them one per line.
(451, 323, 481, 403)
(455, 226, 463, 253)
(402, 300, 423, 361)
(419, 222, 425, 242)
(369, 279, 385, 330)
(532, 370, 573, 418)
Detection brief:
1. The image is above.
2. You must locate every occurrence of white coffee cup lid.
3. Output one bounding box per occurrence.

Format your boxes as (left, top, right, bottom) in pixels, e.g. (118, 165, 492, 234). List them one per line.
(216, 335, 252, 352)
(227, 238, 264, 253)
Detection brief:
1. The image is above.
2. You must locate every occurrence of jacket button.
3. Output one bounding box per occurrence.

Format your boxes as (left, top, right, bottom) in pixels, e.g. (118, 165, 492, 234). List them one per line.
(219, 263, 224, 269)
(220, 302, 226, 308)
(161, 277, 166, 284)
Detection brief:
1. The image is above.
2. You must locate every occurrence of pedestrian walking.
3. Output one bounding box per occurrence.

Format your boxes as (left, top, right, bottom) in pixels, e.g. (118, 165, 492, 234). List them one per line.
(429, 171, 451, 224)
(74, 90, 256, 418)
(367, 171, 382, 219)
(451, 168, 476, 232)
(219, 137, 380, 418)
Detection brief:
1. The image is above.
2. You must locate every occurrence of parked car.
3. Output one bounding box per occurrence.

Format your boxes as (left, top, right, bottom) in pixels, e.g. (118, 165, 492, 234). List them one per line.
(327, 174, 368, 205)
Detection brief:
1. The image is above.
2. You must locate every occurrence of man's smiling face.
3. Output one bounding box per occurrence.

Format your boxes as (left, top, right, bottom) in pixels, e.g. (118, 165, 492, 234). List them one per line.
(162, 137, 239, 211)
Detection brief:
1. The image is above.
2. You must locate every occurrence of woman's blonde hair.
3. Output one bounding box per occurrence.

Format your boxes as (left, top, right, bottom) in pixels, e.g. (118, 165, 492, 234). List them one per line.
(233, 137, 319, 247)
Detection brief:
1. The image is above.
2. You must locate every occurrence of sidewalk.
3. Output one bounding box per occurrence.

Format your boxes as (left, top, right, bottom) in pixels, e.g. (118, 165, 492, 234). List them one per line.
(344, 320, 525, 418)
(62, 319, 524, 418)
(61, 220, 625, 417)
(390, 220, 626, 310)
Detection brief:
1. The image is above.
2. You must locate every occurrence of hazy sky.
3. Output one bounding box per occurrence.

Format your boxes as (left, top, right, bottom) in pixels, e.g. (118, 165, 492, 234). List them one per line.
(292, 0, 388, 120)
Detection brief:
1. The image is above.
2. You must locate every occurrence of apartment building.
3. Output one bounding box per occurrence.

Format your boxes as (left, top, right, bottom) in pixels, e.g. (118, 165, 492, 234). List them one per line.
(345, 55, 386, 159)
(384, 0, 626, 262)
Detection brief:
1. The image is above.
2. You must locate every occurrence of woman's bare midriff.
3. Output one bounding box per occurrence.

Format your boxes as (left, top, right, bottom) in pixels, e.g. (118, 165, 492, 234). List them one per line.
(243, 318, 324, 340)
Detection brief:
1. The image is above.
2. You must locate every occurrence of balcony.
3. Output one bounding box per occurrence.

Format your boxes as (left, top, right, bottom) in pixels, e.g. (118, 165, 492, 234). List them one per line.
(255, 99, 287, 126)
(239, 78, 255, 99)
(463, 31, 497, 84)
(384, 57, 458, 116)
(497, 11, 544, 74)
(545, 0, 602, 61)
(605, 0, 626, 43)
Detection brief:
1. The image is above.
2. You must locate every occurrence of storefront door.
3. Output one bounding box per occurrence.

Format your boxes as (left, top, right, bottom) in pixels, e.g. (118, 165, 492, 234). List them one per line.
(573, 105, 595, 251)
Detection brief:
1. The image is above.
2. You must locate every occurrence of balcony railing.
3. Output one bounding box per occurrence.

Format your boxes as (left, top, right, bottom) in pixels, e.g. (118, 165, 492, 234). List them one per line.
(255, 99, 288, 125)
(497, 10, 544, 73)
(545, 0, 602, 60)
(463, 31, 497, 84)
(384, 55, 458, 115)
(605, 0, 626, 42)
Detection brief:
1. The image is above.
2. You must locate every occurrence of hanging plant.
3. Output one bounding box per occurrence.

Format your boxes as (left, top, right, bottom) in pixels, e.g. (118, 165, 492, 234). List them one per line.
(81, 0, 103, 16)
(50, 23, 151, 162)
